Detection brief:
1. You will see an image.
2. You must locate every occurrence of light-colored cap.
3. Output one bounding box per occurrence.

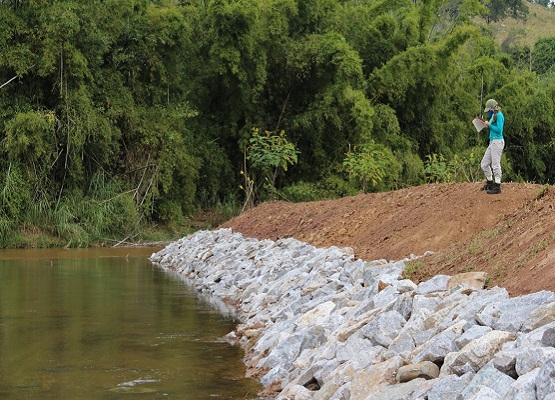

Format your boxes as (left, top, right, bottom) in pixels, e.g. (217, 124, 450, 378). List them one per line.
(484, 99, 500, 112)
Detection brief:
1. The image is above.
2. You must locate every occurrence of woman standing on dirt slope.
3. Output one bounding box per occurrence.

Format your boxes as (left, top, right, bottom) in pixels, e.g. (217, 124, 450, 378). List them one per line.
(479, 98, 505, 195)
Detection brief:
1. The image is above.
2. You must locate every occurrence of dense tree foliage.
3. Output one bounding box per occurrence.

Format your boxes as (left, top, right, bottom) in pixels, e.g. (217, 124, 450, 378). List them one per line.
(483, 0, 529, 23)
(0, 0, 553, 245)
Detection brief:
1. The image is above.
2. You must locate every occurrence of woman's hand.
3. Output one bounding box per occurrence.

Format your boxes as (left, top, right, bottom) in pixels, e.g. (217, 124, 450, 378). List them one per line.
(483, 120, 490, 128)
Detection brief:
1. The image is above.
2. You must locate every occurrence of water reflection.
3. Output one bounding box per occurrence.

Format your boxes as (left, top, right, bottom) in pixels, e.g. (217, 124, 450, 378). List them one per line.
(0, 248, 262, 399)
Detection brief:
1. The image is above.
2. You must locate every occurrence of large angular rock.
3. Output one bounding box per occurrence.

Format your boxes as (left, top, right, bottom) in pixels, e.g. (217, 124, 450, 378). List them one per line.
(457, 364, 514, 399)
(535, 359, 555, 399)
(433, 287, 509, 333)
(441, 330, 516, 376)
(362, 310, 406, 347)
(515, 345, 555, 376)
(294, 300, 336, 327)
(364, 378, 428, 400)
(274, 384, 313, 400)
(476, 291, 555, 332)
(521, 301, 555, 332)
(349, 356, 404, 399)
(447, 272, 488, 290)
(426, 373, 474, 400)
(505, 368, 539, 400)
(491, 350, 518, 378)
(542, 327, 555, 347)
(456, 325, 492, 350)
(462, 385, 502, 400)
(417, 275, 451, 294)
(412, 320, 465, 363)
(335, 334, 384, 368)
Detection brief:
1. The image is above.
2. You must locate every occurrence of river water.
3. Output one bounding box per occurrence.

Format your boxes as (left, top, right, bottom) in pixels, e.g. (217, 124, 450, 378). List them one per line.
(0, 247, 262, 399)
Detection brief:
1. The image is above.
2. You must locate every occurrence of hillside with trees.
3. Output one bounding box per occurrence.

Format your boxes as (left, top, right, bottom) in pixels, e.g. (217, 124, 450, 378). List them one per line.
(0, 0, 555, 247)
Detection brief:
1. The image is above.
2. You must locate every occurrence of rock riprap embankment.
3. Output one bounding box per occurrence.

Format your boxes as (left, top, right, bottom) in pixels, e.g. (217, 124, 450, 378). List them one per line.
(149, 228, 555, 400)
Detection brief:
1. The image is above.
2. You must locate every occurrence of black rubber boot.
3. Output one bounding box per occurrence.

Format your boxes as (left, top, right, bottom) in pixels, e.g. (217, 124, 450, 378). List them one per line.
(481, 180, 493, 191)
(487, 182, 501, 195)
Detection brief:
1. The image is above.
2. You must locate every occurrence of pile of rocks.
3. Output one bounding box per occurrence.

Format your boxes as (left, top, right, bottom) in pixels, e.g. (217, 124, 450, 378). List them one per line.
(149, 228, 555, 400)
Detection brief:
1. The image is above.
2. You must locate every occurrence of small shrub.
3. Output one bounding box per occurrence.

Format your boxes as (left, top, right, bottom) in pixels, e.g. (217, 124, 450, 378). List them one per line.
(318, 175, 359, 198)
(404, 260, 425, 280)
(280, 181, 329, 202)
(399, 151, 425, 187)
(343, 142, 395, 193)
(536, 184, 549, 199)
(213, 197, 241, 221)
(424, 154, 452, 183)
(156, 200, 186, 229)
(450, 147, 483, 183)
(527, 238, 549, 259)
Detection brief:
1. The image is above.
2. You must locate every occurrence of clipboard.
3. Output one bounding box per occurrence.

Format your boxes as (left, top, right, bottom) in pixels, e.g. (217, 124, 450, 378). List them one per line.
(472, 117, 487, 132)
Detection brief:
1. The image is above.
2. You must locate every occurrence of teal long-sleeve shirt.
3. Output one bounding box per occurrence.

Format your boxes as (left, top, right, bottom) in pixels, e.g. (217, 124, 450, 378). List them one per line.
(488, 111, 504, 141)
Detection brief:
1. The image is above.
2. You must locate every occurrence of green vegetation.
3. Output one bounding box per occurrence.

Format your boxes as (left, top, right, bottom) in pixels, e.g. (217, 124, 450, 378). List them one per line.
(404, 260, 425, 280)
(536, 183, 550, 198)
(242, 128, 299, 209)
(526, 237, 550, 258)
(1, 0, 555, 247)
(343, 141, 396, 192)
(468, 223, 508, 254)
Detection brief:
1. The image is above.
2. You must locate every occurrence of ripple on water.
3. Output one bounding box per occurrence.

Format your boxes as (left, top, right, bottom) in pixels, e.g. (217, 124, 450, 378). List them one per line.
(109, 378, 160, 393)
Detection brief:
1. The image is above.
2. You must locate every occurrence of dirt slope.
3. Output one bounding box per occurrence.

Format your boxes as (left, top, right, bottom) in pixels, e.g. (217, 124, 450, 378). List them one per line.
(220, 182, 555, 297)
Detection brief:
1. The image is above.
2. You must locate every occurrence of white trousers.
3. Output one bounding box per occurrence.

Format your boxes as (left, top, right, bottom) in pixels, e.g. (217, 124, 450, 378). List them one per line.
(481, 139, 504, 184)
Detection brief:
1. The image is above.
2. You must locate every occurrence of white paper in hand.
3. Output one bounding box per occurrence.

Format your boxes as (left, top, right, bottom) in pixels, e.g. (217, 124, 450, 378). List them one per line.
(472, 118, 487, 132)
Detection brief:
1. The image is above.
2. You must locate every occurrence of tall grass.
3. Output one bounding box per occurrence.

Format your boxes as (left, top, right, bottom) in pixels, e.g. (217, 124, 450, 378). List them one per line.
(51, 172, 140, 246)
(0, 167, 142, 248)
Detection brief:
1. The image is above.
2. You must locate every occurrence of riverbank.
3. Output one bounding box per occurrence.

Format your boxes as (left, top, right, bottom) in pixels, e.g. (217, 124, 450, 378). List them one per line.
(149, 228, 555, 400)
(4, 209, 223, 249)
(218, 182, 554, 297)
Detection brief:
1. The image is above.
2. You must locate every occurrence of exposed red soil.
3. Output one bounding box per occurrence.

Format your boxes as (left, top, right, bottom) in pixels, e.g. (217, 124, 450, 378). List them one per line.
(220, 182, 555, 297)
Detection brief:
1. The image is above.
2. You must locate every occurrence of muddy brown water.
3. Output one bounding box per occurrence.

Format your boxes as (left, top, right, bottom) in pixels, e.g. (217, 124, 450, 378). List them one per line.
(0, 247, 262, 399)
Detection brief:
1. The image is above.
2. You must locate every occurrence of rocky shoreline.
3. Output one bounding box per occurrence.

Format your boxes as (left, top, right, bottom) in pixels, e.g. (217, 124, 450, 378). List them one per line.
(149, 228, 555, 400)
